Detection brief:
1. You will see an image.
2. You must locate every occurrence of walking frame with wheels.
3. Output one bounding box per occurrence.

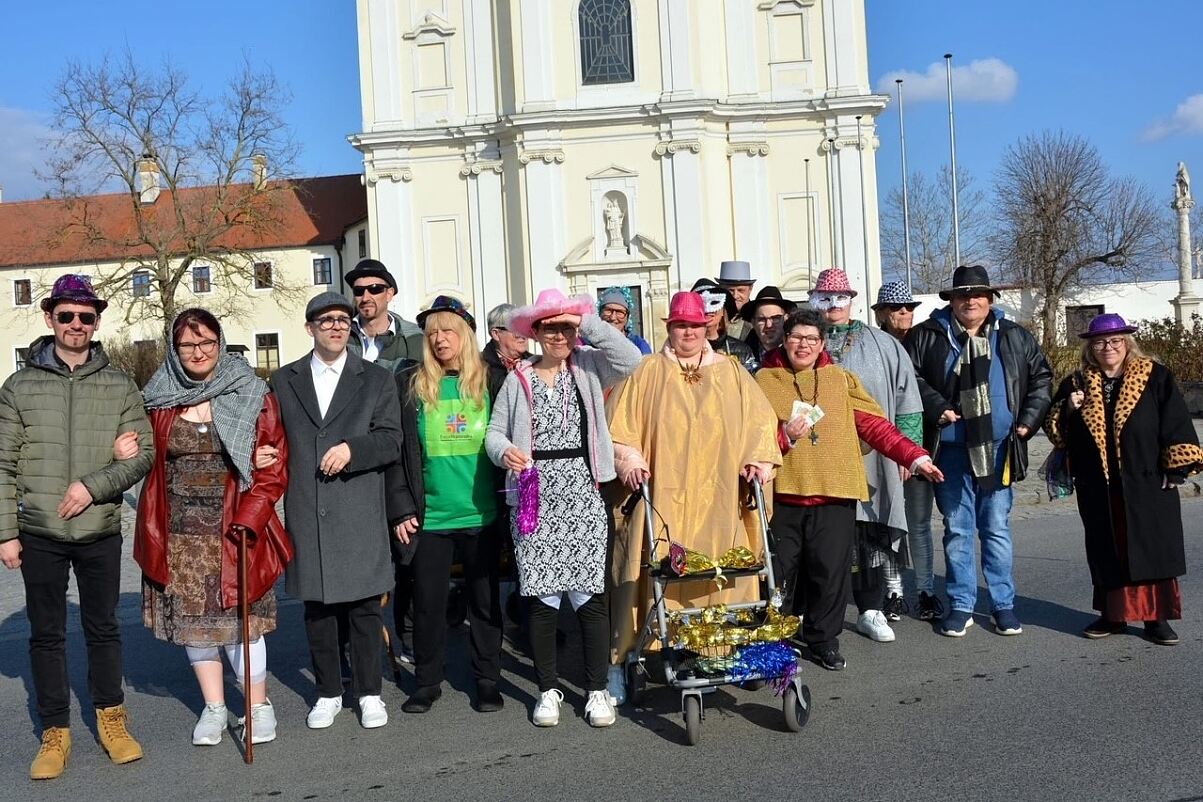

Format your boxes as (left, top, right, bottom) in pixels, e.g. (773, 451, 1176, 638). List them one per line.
(624, 477, 811, 745)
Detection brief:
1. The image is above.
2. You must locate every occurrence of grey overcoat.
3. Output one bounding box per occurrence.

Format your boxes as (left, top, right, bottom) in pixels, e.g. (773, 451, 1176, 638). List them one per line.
(272, 351, 403, 604)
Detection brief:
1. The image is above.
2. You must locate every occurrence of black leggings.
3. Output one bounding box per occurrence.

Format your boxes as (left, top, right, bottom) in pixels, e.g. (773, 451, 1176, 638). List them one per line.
(528, 594, 608, 693)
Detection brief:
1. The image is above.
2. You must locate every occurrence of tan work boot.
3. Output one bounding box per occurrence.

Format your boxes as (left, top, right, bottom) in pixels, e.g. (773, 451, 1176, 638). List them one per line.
(96, 705, 143, 765)
(30, 727, 71, 780)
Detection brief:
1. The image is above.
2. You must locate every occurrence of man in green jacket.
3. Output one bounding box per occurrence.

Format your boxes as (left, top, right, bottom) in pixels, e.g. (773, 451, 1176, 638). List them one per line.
(345, 258, 424, 373)
(0, 275, 154, 781)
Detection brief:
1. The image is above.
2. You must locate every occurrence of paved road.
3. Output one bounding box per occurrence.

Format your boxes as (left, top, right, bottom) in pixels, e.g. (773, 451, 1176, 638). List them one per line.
(1, 496, 1201, 802)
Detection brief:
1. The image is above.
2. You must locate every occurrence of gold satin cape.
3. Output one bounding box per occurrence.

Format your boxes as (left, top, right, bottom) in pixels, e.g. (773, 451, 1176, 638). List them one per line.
(606, 354, 781, 662)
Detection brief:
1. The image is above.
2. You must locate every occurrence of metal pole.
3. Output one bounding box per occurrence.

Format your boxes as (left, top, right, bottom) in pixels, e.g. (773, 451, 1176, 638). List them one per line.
(945, 53, 961, 268)
(826, 138, 842, 268)
(855, 116, 872, 310)
(896, 79, 914, 291)
(804, 157, 814, 280)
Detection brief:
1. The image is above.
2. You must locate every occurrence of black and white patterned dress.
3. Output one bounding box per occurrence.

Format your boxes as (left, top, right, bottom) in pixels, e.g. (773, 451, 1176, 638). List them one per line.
(512, 369, 607, 597)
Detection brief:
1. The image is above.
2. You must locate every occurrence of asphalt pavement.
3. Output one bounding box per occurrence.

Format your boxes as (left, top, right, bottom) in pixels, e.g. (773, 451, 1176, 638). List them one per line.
(1, 494, 1201, 802)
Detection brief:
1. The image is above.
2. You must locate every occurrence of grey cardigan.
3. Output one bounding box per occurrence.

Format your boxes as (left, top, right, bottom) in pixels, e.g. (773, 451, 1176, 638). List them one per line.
(486, 314, 643, 501)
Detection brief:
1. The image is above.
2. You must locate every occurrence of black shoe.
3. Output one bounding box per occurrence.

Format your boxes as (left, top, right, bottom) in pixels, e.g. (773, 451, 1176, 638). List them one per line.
(815, 646, 846, 671)
(1144, 620, 1180, 646)
(1083, 617, 1127, 639)
(916, 592, 944, 621)
(402, 685, 442, 713)
(474, 680, 504, 713)
(883, 593, 908, 622)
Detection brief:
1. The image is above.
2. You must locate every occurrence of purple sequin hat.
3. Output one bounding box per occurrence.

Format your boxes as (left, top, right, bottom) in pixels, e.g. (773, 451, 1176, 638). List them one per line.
(1078, 313, 1137, 339)
(41, 274, 108, 313)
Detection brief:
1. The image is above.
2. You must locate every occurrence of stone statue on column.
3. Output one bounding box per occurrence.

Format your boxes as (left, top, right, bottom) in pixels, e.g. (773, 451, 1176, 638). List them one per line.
(1172, 161, 1200, 322)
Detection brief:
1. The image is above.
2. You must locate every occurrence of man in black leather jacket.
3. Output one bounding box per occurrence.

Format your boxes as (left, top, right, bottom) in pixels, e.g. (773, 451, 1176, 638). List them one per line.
(691, 278, 758, 372)
(903, 265, 1051, 639)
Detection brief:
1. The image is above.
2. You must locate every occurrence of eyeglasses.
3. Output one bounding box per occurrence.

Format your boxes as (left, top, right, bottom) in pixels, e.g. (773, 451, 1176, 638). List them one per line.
(754, 314, 785, 326)
(313, 315, 353, 331)
(600, 307, 629, 320)
(1090, 337, 1126, 351)
(538, 324, 578, 339)
(352, 283, 389, 297)
(177, 339, 219, 356)
(55, 311, 97, 326)
(785, 333, 823, 346)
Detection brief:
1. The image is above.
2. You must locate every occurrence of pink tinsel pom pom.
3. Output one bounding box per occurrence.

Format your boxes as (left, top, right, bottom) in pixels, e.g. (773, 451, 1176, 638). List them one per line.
(516, 466, 540, 536)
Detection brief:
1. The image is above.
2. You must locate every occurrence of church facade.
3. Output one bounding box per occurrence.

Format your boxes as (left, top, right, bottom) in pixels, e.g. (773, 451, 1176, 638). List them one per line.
(352, 0, 887, 341)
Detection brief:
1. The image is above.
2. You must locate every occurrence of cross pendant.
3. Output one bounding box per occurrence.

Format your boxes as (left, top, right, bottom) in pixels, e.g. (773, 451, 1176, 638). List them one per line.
(809, 430, 819, 446)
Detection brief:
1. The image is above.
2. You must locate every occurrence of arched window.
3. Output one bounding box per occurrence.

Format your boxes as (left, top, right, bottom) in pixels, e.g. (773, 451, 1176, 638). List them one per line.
(579, 0, 634, 85)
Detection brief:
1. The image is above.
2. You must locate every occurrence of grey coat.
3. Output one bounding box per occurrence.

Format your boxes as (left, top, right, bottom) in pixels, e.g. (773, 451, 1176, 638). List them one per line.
(486, 314, 643, 498)
(272, 351, 404, 604)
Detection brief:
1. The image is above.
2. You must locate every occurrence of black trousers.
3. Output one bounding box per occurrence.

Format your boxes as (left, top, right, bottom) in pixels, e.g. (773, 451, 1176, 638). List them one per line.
(411, 526, 502, 689)
(529, 594, 609, 693)
(388, 540, 415, 653)
(304, 596, 383, 698)
(20, 533, 125, 728)
(770, 501, 856, 651)
(852, 566, 884, 614)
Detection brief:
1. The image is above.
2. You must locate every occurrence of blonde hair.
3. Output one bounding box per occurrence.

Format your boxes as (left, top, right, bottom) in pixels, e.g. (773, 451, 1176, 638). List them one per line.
(1079, 334, 1153, 373)
(411, 311, 488, 408)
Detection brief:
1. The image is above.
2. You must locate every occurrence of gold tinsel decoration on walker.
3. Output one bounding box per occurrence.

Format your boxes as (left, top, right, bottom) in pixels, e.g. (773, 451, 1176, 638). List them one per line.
(665, 544, 762, 588)
(669, 600, 801, 658)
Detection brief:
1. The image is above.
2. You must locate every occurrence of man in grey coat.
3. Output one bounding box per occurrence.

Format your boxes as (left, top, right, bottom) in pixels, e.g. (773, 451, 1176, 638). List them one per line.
(272, 292, 404, 731)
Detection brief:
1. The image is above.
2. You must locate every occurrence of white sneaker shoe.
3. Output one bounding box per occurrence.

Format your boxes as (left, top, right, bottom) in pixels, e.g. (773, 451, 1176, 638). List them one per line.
(856, 610, 896, 643)
(306, 696, 343, 729)
(585, 690, 617, 728)
(532, 689, 564, 727)
(358, 695, 388, 729)
(606, 665, 627, 706)
(237, 700, 277, 744)
(192, 703, 227, 746)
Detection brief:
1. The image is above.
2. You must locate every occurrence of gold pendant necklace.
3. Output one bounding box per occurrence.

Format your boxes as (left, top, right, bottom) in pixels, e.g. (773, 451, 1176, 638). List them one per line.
(676, 356, 703, 386)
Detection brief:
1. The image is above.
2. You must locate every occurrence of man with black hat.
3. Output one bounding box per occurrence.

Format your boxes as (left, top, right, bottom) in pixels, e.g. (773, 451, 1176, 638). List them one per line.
(344, 258, 424, 371)
(904, 266, 1052, 638)
(716, 260, 756, 340)
(272, 291, 407, 731)
(691, 278, 757, 372)
(740, 286, 797, 362)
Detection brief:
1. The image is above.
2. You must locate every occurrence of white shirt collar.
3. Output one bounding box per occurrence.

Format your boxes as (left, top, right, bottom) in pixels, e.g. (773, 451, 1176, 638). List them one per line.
(310, 349, 348, 375)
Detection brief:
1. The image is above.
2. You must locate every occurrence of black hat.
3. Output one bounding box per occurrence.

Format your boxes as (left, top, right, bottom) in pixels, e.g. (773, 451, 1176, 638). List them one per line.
(690, 278, 738, 319)
(939, 265, 999, 301)
(740, 285, 797, 322)
(344, 258, 398, 292)
(416, 295, 476, 331)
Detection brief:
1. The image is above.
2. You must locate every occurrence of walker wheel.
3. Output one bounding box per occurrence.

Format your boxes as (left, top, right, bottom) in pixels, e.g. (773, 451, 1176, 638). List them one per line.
(683, 695, 702, 746)
(783, 683, 811, 732)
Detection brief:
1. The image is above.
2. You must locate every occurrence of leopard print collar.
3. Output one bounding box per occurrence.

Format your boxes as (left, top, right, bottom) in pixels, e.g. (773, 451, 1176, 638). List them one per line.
(1079, 357, 1153, 481)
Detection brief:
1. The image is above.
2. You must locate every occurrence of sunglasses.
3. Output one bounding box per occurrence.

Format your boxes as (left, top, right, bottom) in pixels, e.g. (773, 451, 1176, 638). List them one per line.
(352, 283, 389, 297)
(55, 311, 97, 326)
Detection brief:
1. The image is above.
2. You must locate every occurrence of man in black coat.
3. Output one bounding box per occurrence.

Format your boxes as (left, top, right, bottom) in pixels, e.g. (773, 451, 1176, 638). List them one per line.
(273, 291, 406, 731)
(904, 266, 1052, 639)
(692, 278, 758, 372)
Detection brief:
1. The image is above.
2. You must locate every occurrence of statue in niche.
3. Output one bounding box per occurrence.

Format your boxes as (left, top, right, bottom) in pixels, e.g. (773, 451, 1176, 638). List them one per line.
(1176, 161, 1191, 202)
(604, 199, 626, 249)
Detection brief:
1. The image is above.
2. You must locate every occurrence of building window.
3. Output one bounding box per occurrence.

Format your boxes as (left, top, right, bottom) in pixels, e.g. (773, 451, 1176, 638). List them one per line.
(14, 347, 29, 371)
(358, 229, 367, 258)
(132, 270, 151, 297)
(253, 262, 273, 290)
(192, 265, 211, 294)
(255, 333, 280, 371)
(313, 257, 332, 285)
(13, 279, 32, 307)
(579, 0, 635, 85)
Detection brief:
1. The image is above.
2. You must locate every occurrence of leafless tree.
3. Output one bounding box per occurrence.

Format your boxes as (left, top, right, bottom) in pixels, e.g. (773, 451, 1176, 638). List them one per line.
(880, 165, 988, 294)
(41, 51, 305, 340)
(992, 131, 1160, 352)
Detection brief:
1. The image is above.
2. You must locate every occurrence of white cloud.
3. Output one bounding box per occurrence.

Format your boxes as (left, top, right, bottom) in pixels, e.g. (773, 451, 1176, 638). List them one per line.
(876, 57, 1018, 103)
(1142, 94, 1203, 141)
(0, 106, 54, 202)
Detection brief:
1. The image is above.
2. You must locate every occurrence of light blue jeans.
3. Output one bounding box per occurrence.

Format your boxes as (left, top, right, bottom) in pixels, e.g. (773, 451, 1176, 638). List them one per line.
(903, 477, 935, 595)
(932, 444, 1016, 614)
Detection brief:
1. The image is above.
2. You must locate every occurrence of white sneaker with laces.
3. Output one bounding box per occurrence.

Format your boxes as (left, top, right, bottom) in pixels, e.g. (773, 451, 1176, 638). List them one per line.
(856, 610, 896, 643)
(306, 696, 343, 729)
(585, 690, 617, 728)
(192, 703, 227, 746)
(358, 695, 388, 729)
(532, 689, 564, 727)
(237, 700, 277, 744)
(606, 665, 627, 706)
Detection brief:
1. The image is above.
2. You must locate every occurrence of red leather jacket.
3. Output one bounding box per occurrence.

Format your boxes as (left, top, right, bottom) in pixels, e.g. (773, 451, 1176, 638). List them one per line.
(134, 393, 293, 609)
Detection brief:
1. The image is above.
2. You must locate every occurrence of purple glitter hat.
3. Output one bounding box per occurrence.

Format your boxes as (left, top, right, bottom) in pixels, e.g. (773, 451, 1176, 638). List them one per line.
(41, 274, 108, 313)
(1078, 313, 1137, 339)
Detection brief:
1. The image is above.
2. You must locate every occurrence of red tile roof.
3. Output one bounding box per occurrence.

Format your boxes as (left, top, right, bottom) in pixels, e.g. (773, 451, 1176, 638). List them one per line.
(0, 174, 366, 269)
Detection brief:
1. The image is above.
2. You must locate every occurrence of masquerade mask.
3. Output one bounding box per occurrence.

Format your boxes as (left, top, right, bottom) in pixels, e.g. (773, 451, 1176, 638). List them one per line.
(697, 291, 727, 315)
(809, 292, 852, 311)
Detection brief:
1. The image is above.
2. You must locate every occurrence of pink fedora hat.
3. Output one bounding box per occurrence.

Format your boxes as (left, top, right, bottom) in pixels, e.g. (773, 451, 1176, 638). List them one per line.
(663, 291, 708, 325)
(810, 267, 857, 297)
(509, 288, 596, 338)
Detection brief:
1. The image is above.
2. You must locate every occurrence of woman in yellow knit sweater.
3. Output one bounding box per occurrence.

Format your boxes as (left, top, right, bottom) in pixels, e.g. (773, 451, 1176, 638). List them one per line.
(756, 308, 943, 671)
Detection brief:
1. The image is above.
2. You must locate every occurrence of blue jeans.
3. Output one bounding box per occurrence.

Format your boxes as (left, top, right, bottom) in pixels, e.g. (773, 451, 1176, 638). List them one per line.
(903, 477, 935, 594)
(932, 444, 1016, 614)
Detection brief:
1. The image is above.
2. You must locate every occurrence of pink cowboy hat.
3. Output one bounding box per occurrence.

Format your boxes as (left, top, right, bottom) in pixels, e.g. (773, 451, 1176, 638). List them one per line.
(510, 288, 596, 338)
(662, 291, 708, 326)
(810, 267, 858, 297)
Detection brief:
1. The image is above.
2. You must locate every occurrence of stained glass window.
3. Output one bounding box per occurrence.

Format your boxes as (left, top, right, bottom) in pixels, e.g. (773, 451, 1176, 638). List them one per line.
(579, 0, 634, 85)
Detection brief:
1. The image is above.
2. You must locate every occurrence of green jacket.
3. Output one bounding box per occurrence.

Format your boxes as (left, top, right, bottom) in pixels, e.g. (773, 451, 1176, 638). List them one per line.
(0, 336, 154, 544)
(348, 311, 425, 374)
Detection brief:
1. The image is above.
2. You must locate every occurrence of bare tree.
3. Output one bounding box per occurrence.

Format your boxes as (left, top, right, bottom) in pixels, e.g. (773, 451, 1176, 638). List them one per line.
(41, 52, 305, 340)
(993, 131, 1160, 352)
(880, 165, 987, 293)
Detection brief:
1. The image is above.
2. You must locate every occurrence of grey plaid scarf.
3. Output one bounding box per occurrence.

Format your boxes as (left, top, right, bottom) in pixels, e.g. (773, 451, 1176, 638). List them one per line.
(949, 314, 997, 491)
(143, 331, 268, 490)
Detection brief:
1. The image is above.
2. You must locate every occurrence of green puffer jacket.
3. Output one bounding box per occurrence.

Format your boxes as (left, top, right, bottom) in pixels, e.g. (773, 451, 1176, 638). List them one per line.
(0, 336, 154, 544)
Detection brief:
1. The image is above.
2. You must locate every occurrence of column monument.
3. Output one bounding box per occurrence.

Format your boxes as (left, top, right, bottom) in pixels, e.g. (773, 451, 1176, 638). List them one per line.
(1172, 162, 1201, 322)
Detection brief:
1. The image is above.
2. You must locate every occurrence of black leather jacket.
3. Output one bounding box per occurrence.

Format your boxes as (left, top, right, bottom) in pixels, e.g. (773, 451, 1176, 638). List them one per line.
(710, 335, 759, 373)
(903, 307, 1053, 482)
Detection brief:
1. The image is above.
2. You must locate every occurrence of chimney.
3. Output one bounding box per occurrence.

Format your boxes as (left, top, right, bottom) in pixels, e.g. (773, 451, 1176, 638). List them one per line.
(135, 155, 160, 204)
(252, 153, 268, 191)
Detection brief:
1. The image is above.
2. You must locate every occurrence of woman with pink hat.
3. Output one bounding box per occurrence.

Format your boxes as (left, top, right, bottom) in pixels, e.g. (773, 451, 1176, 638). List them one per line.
(485, 288, 643, 728)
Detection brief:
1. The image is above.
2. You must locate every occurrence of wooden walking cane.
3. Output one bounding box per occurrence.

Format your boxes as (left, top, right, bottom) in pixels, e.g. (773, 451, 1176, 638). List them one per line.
(239, 526, 254, 765)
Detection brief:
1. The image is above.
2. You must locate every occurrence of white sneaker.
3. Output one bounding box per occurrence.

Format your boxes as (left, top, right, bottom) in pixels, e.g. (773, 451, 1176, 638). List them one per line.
(358, 695, 388, 729)
(306, 696, 343, 729)
(192, 703, 227, 746)
(585, 690, 617, 728)
(856, 610, 896, 643)
(606, 665, 627, 706)
(237, 700, 277, 744)
(532, 689, 564, 727)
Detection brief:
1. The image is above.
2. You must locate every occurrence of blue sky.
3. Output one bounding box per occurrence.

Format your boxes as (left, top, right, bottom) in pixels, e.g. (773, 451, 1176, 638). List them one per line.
(1, 0, 1201, 215)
